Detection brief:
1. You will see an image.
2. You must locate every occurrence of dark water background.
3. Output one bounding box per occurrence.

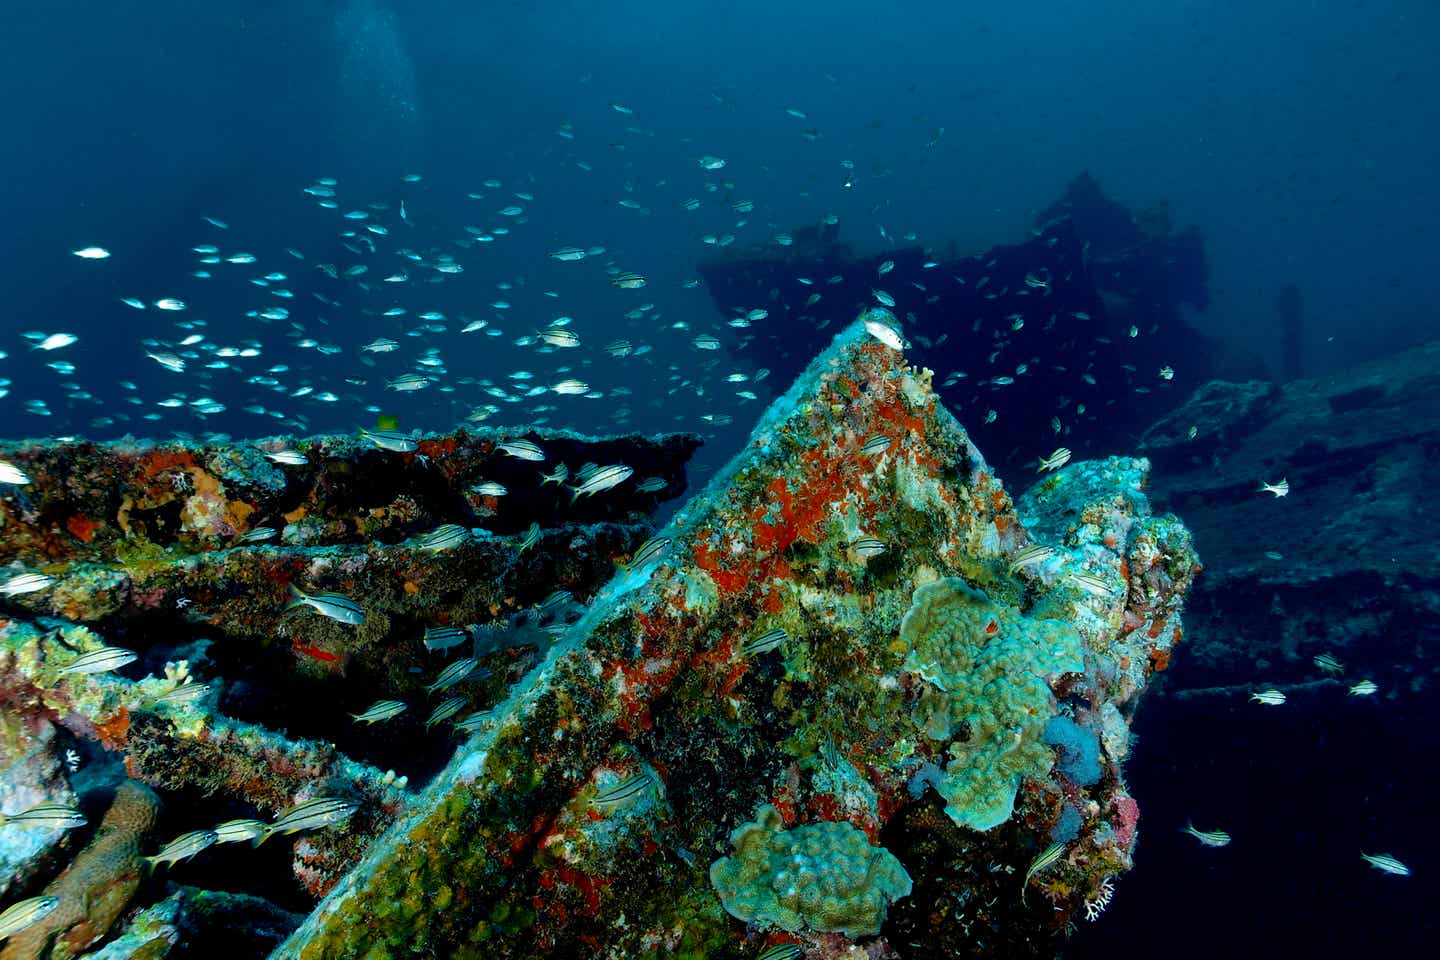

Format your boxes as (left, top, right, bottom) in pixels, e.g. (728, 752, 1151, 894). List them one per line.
(1, 1, 1436, 955)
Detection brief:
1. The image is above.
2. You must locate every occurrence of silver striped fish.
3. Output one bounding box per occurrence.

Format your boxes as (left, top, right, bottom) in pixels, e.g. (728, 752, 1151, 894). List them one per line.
(1008, 544, 1054, 574)
(350, 700, 407, 724)
(589, 771, 655, 811)
(57, 646, 138, 676)
(743, 628, 788, 657)
(0, 896, 59, 938)
(0, 801, 86, 829)
(285, 585, 365, 625)
(145, 829, 218, 868)
(425, 696, 467, 729)
(417, 524, 470, 552)
(264, 797, 360, 840)
(425, 658, 480, 694)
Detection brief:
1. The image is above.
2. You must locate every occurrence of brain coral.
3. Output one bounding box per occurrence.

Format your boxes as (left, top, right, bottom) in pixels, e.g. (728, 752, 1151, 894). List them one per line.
(900, 578, 1083, 831)
(709, 804, 912, 938)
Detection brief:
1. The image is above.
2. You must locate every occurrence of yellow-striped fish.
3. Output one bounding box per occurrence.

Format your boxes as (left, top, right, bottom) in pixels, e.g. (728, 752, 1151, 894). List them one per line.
(1183, 822, 1231, 847)
(0, 896, 59, 938)
(1009, 544, 1054, 574)
(1022, 842, 1066, 903)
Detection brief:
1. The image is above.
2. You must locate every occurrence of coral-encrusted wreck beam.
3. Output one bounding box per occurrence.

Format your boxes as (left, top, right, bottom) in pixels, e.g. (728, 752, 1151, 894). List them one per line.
(277, 315, 1197, 958)
(0, 426, 700, 568)
(0, 616, 409, 893)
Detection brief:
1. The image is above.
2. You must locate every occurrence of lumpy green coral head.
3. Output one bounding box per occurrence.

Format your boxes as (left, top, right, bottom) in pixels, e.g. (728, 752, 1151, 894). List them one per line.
(709, 805, 912, 938)
(900, 578, 1083, 831)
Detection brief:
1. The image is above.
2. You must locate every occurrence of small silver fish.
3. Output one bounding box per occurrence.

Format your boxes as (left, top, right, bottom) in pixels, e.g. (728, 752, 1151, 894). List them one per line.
(1313, 653, 1344, 675)
(1065, 574, 1112, 599)
(386, 373, 432, 392)
(537, 590, 572, 618)
(471, 481, 509, 497)
(213, 819, 268, 844)
(539, 326, 580, 348)
(57, 646, 138, 676)
(423, 625, 469, 653)
(539, 463, 569, 486)
(589, 771, 655, 810)
(634, 476, 667, 493)
(1009, 544, 1055, 574)
(518, 522, 542, 554)
(1250, 689, 1286, 706)
(152, 680, 212, 707)
(612, 272, 647, 289)
(425, 696, 467, 729)
(569, 464, 633, 502)
(0, 461, 31, 485)
(263, 797, 359, 840)
(860, 434, 891, 456)
(0, 801, 86, 829)
(453, 710, 493, 733)
(237, 526, 277, 544)
(425, 657, 480, 694)
(351, 700, 407, 724)
(0, 896, 60, 938)
(146, 829, 218, 868)
(1022, 842, 1066, 903)
(862, 313, 904, 349)
(621, 536, 671, 571)
(1259, 478, 1290, 498)
(1349, 679, 1378, 696)
(1360, 852, 1410, 876)
(497, 439, 545, 461)
(850, 537, 887, 559)
(1, 572, 56, 597)
(360, 428, 420, 453)
(285, 585, 365, 624)
(1183, 822, 1231, 847)
(417, 524, 470, 552)
(264, 449, 308, 466)
(743, 628, 788, 657)
(1037, 447, 1072, 473)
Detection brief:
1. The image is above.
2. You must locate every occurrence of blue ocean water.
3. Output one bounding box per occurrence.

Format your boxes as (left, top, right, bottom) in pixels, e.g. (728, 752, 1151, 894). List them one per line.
(2, 1, 1436, 955)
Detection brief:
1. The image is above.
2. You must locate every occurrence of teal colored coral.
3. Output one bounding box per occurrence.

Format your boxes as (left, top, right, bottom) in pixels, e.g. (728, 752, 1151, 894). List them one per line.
(900, 578, 1083, 831)
(709, 805, 911, 938)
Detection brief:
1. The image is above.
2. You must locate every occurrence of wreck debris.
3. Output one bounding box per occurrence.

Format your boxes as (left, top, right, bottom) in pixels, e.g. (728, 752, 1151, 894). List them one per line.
(269, 314, 1195, 957)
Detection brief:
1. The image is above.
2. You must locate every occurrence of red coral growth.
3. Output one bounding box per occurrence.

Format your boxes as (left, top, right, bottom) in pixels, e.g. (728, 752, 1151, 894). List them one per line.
(1147, 646, 1171, 673)
(417, 435, 461, 458)
(94, 705, 130, 749)
(135, 449, 196, 482)
(66, 514, 99, 542)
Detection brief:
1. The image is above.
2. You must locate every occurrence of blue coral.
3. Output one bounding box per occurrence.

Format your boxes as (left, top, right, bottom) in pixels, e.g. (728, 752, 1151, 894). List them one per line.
(1042, 715, 1102, 786)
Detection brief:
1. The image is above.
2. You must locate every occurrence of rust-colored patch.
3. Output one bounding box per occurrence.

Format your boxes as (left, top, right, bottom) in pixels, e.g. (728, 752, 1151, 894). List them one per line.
(94, 705, 130, 749)
(66, 514, 98, 542)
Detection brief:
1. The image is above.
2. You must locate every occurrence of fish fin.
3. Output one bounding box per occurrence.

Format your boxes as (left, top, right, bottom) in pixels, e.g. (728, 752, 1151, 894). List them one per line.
(285, 583, 307, 610)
